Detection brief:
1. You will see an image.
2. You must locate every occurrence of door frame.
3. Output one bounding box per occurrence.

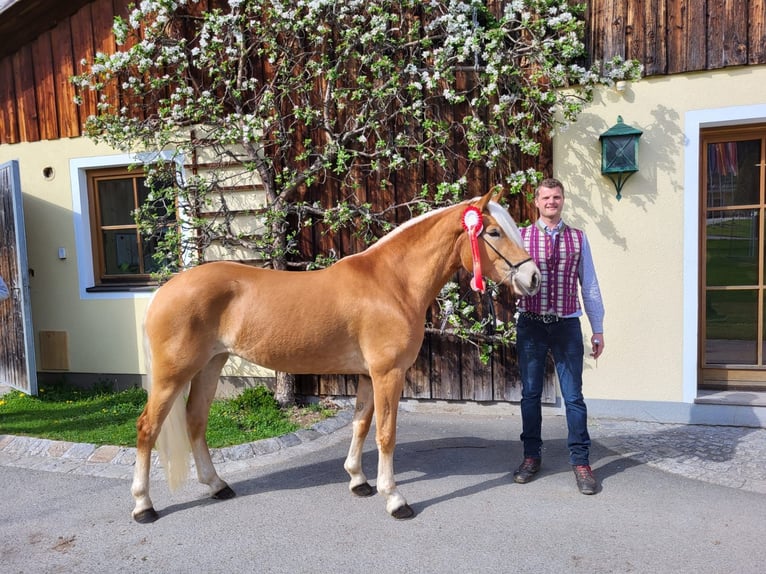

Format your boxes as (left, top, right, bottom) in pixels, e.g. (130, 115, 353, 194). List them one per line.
(684, 104, 766, 402)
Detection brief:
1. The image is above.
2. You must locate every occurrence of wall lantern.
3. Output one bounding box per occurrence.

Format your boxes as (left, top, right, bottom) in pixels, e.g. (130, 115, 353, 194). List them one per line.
(599, 116, 642, 200)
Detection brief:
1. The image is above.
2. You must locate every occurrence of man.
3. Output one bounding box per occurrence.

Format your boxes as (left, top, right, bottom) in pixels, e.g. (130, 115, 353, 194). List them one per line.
(513, 178, 605, 495)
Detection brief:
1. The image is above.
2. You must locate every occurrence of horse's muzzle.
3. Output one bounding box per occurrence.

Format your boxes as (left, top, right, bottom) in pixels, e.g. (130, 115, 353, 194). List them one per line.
(513, 263, 541, 297)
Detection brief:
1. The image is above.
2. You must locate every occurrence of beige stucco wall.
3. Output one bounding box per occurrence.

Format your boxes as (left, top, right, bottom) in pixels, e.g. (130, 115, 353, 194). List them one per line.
(0, 138, 149, 376)
(553, 66, 766, 404)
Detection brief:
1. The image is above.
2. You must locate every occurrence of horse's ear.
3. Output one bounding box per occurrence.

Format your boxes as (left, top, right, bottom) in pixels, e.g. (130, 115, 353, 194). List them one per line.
(474, 189, 494, 212)
(492, 188, 506, 204)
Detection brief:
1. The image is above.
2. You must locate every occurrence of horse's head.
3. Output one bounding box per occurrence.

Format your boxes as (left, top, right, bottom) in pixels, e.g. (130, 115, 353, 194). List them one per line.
(459, 190, 541, 297)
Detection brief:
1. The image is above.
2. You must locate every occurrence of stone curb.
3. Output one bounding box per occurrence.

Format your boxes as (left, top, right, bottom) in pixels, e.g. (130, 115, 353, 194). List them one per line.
(0, 409, 354, 480)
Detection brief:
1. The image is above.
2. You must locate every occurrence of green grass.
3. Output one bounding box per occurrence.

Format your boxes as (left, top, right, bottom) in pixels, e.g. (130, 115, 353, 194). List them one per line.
(0, 383, 336, 448)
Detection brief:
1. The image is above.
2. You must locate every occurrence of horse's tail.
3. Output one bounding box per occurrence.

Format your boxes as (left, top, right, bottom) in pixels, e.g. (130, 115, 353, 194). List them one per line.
(142, 296, 191, 492)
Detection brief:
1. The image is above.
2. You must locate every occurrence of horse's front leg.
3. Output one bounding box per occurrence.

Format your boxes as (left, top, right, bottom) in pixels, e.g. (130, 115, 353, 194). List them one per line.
(372, 370, 415, 519)
(344, 375, 375, 497)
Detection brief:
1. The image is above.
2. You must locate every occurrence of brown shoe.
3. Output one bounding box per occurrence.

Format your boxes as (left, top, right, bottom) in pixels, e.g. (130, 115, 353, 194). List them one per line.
(513, 457, 541, 484)
(573, 464, 597, 495)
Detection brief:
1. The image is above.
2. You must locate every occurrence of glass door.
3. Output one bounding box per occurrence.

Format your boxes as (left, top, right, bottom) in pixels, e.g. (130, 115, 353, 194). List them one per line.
(700, 126, 766, 389)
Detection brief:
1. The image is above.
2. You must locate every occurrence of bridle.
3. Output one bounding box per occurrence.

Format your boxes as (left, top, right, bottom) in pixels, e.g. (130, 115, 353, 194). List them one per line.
(480, 231, 533, 276)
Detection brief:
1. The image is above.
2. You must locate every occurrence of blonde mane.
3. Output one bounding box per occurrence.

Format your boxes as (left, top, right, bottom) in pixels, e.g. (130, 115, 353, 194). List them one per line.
(369, 200, 523, 252)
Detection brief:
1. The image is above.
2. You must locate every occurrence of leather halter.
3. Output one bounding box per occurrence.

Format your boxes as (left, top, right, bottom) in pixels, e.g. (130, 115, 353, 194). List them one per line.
(480, 231, 533, 272)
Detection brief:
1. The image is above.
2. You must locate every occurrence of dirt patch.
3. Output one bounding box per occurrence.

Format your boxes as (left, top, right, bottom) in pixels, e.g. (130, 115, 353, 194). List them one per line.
(286, 398, 340, 428)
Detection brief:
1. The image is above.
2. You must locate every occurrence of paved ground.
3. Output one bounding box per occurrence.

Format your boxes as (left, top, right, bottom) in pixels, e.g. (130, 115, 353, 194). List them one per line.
(2, 401, 766, 573)
(2, 402, 765, 494)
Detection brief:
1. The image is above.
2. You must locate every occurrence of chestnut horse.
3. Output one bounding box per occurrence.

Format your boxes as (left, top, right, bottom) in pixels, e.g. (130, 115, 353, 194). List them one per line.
(131, 190, 540, 523)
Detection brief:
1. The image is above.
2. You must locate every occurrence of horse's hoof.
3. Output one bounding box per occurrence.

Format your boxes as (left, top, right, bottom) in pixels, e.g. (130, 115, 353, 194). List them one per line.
(391, 504, 415, 520)
(351, 482, 374, 497)
(133, 507, 159, 524)
(212, 485, 237, 500)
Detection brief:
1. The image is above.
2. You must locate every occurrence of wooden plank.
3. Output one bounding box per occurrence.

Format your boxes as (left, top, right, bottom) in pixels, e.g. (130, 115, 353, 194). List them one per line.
(588, 0, 628, 65)
(91, 0, 118, 115)
(71, 2, 98, 126)
(462, 338, 493, 401)
(685, 0, 708, 70)
(624, 0, 644, 63)
(0, 0, 92, 60)
(642, 0, 668, 75)
(667, 0, 687, 73)
(430, 334, 462, 400)
(12, 46, 40, 143)
(345, 375, 358, 397)
(31, 31, 58, 141)
(0, 58, 20, 144)
(113, 0, 132, 18)
(587, 0, 606, 64)
(722, 0, 748, 66)
(605, 0, 628, 61)
(405, 335, 431, 398)
(708, 0, 748, 68)
(749, 0, 766, 64)
(111, 0, 144, 121)
(295, 374, 320, 397)
(706, 0, 725, 68)
(51, 19, 80, 139)
(493, 343, 522, 402)
(319, 373, 346, 396)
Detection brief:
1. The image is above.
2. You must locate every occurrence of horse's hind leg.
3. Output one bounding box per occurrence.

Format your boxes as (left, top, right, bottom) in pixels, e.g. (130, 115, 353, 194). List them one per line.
(187, 352, 235, 500)
(132, 380, 186, 523)
(344, 375, 375, 497)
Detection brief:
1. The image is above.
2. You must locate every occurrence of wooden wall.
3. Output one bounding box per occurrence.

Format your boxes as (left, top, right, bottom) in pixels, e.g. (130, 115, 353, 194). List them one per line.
(588, 0, 766, 76)
(0, 0, 128, 145)
(3, 1, 766, 146)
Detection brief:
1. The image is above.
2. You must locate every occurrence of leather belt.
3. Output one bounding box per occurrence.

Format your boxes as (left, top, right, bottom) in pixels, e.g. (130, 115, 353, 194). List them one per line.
(519, 311, 561, 324)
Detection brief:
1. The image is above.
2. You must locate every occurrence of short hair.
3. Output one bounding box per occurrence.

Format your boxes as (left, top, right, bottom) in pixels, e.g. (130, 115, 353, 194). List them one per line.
(535, 178, 565, 197)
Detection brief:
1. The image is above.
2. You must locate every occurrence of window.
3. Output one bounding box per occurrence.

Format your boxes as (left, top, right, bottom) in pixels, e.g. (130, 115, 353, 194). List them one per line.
(86, 166, 174, 288)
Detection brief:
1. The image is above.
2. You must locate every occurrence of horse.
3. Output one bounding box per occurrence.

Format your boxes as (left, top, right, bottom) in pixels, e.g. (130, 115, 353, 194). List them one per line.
(131, 189, 541, 523)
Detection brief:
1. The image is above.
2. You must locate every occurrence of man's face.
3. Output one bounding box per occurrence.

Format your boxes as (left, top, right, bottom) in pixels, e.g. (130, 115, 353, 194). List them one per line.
(534, 185, 564, 219)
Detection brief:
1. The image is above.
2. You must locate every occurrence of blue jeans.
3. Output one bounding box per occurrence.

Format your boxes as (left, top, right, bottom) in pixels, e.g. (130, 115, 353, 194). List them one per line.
(516, 315, 591, 466)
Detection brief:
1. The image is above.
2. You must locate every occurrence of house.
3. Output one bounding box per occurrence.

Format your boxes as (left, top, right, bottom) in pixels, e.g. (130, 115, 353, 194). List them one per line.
(1, 0, 765, 427)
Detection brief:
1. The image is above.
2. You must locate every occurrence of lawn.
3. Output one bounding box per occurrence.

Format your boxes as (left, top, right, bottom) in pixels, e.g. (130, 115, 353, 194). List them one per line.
(0, 383, 337, 448)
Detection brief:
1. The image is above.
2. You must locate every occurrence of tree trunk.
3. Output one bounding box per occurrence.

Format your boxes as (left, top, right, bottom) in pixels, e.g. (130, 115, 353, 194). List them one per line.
(274, 371, 295, 407)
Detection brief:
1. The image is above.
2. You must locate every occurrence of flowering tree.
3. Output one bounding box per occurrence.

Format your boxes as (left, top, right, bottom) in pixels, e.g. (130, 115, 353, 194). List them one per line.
(75, 0, 640, 404)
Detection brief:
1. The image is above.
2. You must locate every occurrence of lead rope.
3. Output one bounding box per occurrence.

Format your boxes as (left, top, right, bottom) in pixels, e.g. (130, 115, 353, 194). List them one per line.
(438, 279, 499, 337)
(484, 287, 497, 337)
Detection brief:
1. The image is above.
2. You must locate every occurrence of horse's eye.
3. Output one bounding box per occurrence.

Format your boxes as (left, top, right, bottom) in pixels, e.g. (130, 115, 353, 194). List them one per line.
(487, 229, 501, 238)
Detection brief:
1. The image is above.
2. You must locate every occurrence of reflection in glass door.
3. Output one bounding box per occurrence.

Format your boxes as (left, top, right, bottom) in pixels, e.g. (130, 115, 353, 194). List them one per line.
(701, 127, 766, 389)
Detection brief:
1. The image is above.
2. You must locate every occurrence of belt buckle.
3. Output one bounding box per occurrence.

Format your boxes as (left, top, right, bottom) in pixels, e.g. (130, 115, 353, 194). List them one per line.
(541, 314, 558, 324)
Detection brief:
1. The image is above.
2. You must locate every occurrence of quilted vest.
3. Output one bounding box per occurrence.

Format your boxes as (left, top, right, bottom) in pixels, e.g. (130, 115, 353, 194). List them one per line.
(519, 222, 583, 316)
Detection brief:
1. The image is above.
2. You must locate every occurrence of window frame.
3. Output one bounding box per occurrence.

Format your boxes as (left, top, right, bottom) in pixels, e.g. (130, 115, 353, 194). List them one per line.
(87, 166, 153, 286)
(70, 152, 180, 300)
